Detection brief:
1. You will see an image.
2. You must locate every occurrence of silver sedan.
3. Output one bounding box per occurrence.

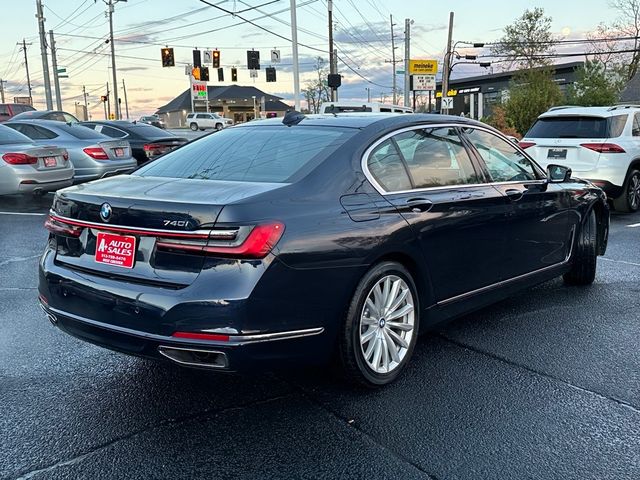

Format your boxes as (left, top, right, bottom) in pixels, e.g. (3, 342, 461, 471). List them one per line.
(5, 120, 137, 184)
(0, 124, 73, 196)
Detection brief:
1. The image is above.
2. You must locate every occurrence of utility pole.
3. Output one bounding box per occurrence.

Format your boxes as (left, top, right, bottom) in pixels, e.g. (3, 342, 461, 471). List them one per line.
(83, 85, 88, 111)
(390, 15, 397, 105)
(122, 78, 129, 119)
(328, 0, 336, 102)
(290, 0, 301, 110)
(18, 40, 33, 103)
(49, 30, 62, 110)
(105, 0, 126, 120)
(365, 87, 371, 102)
(106, 82, 111, 119)
(404, 19, 411, 108)
(36, 0, 53, 110)
(0, 79, 6, 103)
(441, 11, 454, 114)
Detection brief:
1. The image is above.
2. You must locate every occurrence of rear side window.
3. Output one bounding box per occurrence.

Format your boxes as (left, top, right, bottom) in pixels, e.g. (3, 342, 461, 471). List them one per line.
(100, 126, 127, 138)
(136, 126, 356, 183)
(367, 139, 412, 192)
(0, 124, 32, 144)
(526, 115, 625, 138)
(55, 124, 105, 139)
(394, 128, 479, 188)
(10, 124, 58, 139)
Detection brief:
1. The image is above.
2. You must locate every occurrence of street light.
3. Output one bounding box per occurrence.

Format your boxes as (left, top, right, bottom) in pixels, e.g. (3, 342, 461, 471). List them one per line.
(251, 95, 257, 119)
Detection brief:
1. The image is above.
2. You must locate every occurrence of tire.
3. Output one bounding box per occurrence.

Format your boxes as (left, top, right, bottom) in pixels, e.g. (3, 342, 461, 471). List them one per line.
(339, 261, 420, 387)
(189, 123, 198, 131)
(613, 169, 640, 213)
(563, 209, 597, 286)
(215, 123, 223, 131)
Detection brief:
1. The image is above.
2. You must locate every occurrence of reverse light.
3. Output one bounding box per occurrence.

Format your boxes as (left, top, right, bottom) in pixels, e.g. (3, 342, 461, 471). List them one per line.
(44, 215, 83, 237)
(83, 146, 109, 160)
(3, 153, 38, 165)
(518, 141, 536, 150)
(580, 143, 626, 153)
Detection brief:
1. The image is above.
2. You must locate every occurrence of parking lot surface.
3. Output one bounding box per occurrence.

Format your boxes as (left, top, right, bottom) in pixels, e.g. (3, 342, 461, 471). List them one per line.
(1, 194, 639, 480)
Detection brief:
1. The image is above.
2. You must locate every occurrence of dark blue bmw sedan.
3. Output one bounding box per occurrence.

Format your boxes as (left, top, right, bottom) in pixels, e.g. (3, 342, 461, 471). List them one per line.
(38, 113, 609, 386)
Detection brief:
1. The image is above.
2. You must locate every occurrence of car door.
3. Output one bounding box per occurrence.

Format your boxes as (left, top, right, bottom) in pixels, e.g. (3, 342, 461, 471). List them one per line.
(365, 125, 512, 302)
(196, 113, 212, 128)
(461, 127, 573, 277)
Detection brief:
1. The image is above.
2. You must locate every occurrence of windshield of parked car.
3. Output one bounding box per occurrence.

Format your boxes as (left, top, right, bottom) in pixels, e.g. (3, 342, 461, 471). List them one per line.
(526, 115, 626, 138)
(0, 124, 33, 144)
(136, 126, 356, 183)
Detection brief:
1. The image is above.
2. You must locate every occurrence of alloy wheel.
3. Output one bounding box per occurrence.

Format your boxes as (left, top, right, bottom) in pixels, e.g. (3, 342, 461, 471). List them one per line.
(359, 275, 415, 374)
(628, 173, 640, 211)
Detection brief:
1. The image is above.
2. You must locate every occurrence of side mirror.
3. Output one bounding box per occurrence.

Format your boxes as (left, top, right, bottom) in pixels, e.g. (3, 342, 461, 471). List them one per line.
(547, 164, 572, 183)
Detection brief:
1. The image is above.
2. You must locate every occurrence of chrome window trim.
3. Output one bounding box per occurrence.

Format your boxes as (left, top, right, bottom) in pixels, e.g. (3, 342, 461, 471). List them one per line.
(361, 123, 547, 196)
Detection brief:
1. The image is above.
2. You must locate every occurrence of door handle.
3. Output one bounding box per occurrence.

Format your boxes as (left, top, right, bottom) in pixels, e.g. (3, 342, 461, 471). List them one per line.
(505, 188, 524, 201)
(406, 198, 433, 213)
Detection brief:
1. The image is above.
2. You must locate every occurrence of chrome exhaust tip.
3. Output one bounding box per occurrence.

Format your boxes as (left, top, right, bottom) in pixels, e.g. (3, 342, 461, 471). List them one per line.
(39, 303, 58, 325)
(158, 345, 228, 369)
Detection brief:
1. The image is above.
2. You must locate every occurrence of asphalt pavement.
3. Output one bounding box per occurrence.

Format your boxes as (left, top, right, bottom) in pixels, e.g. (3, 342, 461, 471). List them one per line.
(1, 193, 639, 480)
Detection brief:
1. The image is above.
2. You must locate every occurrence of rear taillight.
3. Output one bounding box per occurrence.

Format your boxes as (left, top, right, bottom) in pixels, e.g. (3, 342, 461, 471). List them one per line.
(2, 153, 38, 165)
(156, 222, 285, 259)
(83, 147, 109, 159)
(44, 215, 83, 237)
(580, 143, 626, 153)
(143, 143, 171, 156)
(518, 141, 536, 150)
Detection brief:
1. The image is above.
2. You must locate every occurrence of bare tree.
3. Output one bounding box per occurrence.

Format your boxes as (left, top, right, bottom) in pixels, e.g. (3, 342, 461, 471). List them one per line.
(586, 23, 624, 71)
(301, 57, 330, 113)
(609, 0, 640, 79)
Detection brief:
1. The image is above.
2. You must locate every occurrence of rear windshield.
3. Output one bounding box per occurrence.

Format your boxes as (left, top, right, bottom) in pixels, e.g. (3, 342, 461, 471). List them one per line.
(0, 124, 33, 145)
(135, 126, 356, 183)
(54, 123, 107, 139)
(526, 115, 627, 138)
(127, 123, 170, 138)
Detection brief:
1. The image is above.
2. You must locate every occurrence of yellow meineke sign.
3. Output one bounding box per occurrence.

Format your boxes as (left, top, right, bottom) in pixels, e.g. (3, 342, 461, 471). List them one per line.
(409, 59, 438, 75)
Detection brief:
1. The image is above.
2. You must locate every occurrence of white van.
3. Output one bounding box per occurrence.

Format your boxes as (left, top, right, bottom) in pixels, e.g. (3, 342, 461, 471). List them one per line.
(320, 102, 413, 114)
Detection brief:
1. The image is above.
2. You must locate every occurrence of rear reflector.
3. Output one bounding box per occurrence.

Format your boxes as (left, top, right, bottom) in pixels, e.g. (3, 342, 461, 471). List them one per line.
(3, 153, 38, 165)
(62, 151, 69, 161)
(156, 222, 285, 259)
(44, 215, 83, 237)
(83, 147, 109, 160)
(172, 332, 230, 342)
(518, 141, 536, 150)
(580, 143, 626, 153)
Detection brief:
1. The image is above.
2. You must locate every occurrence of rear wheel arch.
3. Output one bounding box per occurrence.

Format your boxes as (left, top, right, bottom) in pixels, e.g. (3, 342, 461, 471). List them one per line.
(588, 201, 608, 255)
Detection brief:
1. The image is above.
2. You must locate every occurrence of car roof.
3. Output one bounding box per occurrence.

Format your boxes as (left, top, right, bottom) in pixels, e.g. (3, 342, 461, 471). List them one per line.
(235, 113, 487, 130)
(8, 118, 79, 128)
(539, 105, 640, 118)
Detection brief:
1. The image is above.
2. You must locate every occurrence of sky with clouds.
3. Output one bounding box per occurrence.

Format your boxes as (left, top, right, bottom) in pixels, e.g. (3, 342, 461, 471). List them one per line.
(0, 0, 621, 118)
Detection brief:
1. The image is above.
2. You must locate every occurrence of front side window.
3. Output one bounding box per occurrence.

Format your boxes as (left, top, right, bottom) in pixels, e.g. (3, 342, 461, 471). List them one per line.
(367, 139, 412, 192)
(394, 127, 480, 188)
(464, 128, 538, 182)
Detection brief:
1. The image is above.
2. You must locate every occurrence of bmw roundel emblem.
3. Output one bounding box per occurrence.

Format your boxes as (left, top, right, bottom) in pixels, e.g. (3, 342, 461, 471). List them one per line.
(99, 202, 112, 222)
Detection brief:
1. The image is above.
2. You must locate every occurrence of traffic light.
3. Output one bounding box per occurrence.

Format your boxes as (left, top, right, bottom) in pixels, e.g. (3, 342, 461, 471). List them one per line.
(266, 67, 276, 82)
(161, 47, 174, 67)
(247, 50, 260, 70)
(191, 66, 201, 81)
(327, 73, 341, 88)
(231, 67, 238, 82)
(217, 67, 224, 82)
(212, 50, 220, 69)
(192, 49, 201, 68)
(200, 67, 209, 82)
(100, 95, 108, 102)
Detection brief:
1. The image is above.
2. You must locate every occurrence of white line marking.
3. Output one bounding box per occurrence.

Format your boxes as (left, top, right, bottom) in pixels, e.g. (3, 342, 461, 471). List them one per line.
(627, 222, 640, 228)
(0, 211, 46, 216)
(601, 257, 640, 267)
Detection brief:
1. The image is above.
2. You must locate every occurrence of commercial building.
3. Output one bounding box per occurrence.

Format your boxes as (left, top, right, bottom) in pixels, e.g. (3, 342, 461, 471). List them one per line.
(435, 62, 583, 119)
(155, 85, 291, 127)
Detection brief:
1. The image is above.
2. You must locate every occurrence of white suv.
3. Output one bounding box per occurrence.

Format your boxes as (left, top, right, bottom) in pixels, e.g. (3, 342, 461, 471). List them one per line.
(185, 112, 233, 131)
(521, 105, 640, 212)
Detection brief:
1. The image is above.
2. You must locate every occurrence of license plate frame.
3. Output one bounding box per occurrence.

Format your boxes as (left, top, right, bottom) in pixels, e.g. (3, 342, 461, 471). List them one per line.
(95, 232, 136, 269)
(547, 148, 567, 159)
(43, 156, 57, 167)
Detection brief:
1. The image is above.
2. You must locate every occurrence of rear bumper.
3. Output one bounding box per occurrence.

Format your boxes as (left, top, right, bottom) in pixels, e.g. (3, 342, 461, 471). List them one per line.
(16, 177, 73, 194)
(39, 301, 325, 371)
(588, 180, 623, 199)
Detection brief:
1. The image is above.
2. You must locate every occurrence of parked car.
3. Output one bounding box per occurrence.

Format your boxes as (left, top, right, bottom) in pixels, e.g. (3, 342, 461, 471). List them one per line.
(139, 115, 165, 129)
(0, 103, 36, 123)
(38, 113, 609, 387)
(521, 105, 640, 212)
(5, 119, 136, 184)
(0, 124, 72, 195)
(80, 120, 187, 164)
(10, 110, 79, 123)
(186, 112, 233, 131)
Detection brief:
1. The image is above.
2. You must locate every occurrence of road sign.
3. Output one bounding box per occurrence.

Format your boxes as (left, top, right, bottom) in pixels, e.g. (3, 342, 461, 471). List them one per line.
(412, 74, 435, 91)
(192, 81, 208, 100)
(409, 59, 438, 75)
(396, 70, 405, 74)
(271, 49, 281, 63)
(109, 113, 115, 120)
(203, 50, 212, 64)
(249, 69, 258, 79)
(441, 96, 453, 109)
(14, 96, 32, 105)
